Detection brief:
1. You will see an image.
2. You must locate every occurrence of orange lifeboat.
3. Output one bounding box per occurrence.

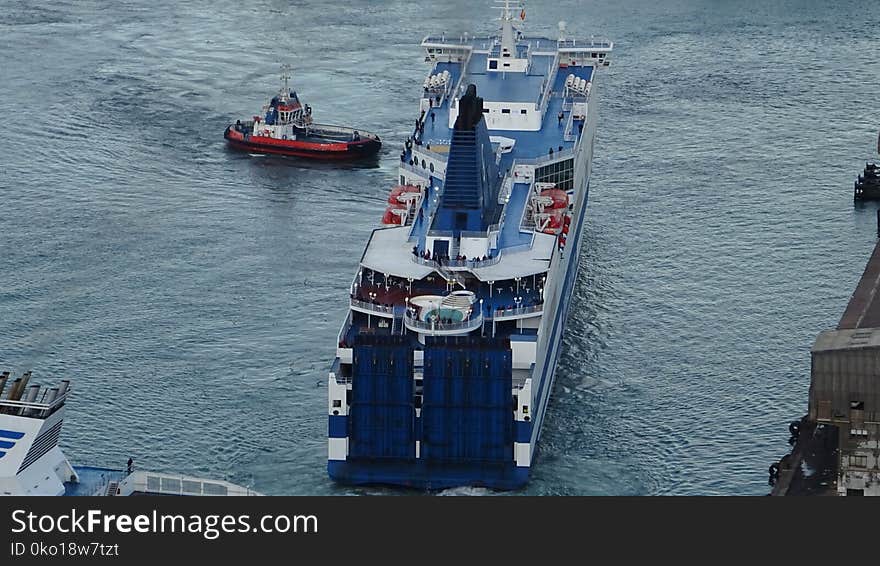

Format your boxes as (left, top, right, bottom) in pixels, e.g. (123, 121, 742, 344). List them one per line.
(388, 184, 421, 205)
(540, 209, 565, 234)
(540, 188, 569, 209)
(382, 204, 407, 225)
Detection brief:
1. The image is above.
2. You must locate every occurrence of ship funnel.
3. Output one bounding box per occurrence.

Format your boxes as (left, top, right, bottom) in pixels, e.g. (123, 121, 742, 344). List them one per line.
(21, 384, 40, 416)
(23, 384, 40, 402)
(7, 378, 22, 402)
(41, 387, 59, 417)
(10, 371, 31, 401)
(44, 387, 59, 404)
(432, 84, 501, 234)
(57, 380, 70, 400)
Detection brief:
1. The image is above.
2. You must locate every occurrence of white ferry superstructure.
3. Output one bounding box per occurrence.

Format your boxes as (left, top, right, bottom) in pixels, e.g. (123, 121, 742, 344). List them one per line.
(328, 3, 612, 489)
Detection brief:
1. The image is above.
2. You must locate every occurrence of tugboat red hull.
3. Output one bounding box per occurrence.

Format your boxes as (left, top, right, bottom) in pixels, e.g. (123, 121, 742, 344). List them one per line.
(224, 125, 380, 160)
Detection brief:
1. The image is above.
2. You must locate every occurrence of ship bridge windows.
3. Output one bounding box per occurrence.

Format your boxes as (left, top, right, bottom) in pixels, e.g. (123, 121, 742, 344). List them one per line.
(501, 108, 511, 114)
(848, 454, 868, 468)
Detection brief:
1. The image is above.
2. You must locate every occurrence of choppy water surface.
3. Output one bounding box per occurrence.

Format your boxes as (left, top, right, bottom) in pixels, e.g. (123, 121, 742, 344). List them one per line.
(2, 0, 879, 495)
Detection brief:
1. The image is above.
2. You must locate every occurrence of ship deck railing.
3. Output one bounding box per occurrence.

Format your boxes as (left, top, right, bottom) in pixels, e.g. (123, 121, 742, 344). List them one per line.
(349, 297, 396, 317)
(556, 37, 614, 50)
(404, 310, 484, 334)
(411, 252, 502, 271)
(0, 392, 68, 418)
(306, 123, 380, 140)
(493, 303, 544, 320)
(422, 34, 486, 49)
(422, 34, 612, 52)
(512, 146, 576, 167)
(536, 53, 561, 114)
(118, 470, 261, 497)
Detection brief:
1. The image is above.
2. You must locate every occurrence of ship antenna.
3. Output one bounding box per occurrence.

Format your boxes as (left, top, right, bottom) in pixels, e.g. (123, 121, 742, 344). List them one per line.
(280, 63, 292, 98)
(494, 0, 523, 56)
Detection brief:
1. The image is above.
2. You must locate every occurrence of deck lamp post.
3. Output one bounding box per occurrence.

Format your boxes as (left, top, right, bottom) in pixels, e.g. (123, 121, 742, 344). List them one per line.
(514, 296, 522, 333)
(368, 291, 377, 327)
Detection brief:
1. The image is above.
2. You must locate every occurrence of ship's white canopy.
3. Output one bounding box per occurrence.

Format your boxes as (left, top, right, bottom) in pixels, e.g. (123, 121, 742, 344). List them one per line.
(360, 227, 435, 280)
(360, 226, 556, 282)
(472, 232, 556, 281)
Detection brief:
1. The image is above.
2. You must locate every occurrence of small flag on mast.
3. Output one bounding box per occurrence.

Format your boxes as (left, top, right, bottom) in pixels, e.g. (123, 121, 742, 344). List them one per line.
(520, 8, 526, 20)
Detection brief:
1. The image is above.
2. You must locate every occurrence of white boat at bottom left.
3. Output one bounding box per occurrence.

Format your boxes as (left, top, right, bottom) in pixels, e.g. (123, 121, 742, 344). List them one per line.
(0, 370, 260, 496)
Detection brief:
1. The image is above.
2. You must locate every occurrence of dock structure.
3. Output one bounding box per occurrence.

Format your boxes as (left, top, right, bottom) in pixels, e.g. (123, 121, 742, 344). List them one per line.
(853, 131, 880, 201)
(854, 162, 880, 201)
(772, 240, 880, 496)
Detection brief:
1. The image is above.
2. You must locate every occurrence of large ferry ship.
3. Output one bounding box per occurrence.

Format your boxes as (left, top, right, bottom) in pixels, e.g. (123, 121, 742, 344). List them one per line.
(327, 3, 612, 489)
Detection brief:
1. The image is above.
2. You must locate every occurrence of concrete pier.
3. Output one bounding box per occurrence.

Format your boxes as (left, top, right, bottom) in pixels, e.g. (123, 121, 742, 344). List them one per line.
(771, 238, 880, 495)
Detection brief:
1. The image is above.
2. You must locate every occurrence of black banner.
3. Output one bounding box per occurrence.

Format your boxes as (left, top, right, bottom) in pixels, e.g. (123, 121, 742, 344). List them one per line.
(0, 496, 874, 563)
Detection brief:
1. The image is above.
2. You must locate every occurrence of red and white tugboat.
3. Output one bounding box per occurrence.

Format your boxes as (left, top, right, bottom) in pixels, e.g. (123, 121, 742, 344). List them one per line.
(224, 65, 381, 160)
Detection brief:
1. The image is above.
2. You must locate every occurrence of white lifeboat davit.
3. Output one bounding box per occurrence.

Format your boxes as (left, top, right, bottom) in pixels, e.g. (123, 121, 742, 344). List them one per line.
(388, 184, 421, 205)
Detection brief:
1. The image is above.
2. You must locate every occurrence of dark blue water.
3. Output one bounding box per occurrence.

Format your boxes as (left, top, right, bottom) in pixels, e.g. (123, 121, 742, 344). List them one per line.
(2, 0, 879, 495)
